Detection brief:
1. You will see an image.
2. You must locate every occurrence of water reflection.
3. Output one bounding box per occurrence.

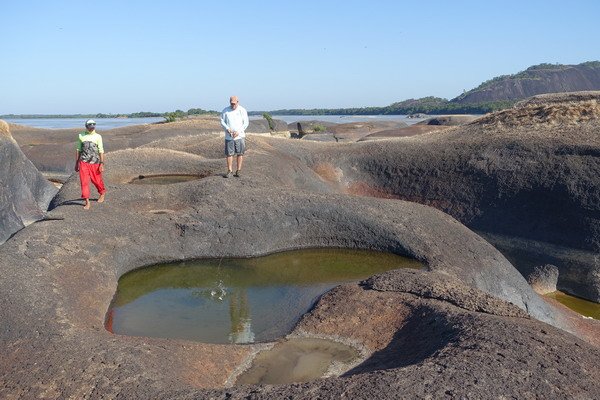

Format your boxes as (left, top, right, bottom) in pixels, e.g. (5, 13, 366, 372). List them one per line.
(236, 337, 360, 385)
(107, 248, 421, 344)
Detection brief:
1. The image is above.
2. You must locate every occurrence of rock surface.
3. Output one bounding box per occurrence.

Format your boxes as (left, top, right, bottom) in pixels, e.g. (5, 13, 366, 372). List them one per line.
(222, 270, 600, 399)
(283, 92, 600, 301)
(2, 96, 600, 398)
(527, 264, 560, 294)
(327, 120, 409, 142)
(417, 115, 479, 126)
(0, 120, 57, 244)
(246, 118, 289, 137)
(9, 116, 287, 173)
(359, 124, 449, 141)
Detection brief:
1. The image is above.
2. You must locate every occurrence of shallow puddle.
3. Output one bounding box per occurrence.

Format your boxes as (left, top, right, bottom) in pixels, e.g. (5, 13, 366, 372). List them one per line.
(235, 337, 359, 385)
(545, 291, 600, 320)
(129, 174, 202, 184)
(107, 248, 421, 344)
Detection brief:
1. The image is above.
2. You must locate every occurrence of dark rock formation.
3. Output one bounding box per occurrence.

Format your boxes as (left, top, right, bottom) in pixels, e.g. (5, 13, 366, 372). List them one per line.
(527, 264, 560, 294)
(406, 113, 428, 118)
(453, 62, 600, 103)
(359, 115, 478, 141)
(0, 120, 57, 244)
(327, 120, 409, 142)
(358, 124, 449, 141)
(287, 120, 338, 135)
(226, 270, 600, 399)
(246, 118, 289, 135)
(285, 92, 600, 301)
(417, 114, 479, 126)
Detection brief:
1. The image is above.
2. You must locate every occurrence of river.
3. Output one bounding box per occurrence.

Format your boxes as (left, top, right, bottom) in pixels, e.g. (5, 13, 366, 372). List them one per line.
(4, 115, 425, 129)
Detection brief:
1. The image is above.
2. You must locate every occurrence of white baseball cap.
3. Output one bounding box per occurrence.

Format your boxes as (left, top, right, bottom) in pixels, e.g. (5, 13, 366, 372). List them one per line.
(85, 119, 96, 126)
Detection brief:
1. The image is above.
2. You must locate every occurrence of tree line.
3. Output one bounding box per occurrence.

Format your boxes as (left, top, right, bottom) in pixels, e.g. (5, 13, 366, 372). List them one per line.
(250, 97, 516, 116)
(1, 108, 218, 120)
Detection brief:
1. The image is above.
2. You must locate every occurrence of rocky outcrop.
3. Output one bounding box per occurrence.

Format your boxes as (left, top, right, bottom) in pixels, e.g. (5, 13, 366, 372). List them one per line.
(453, 62, 600, 103)
(417, 115, 479, 126)
(327, 120, 409, 142)
(287, 120, 338, 135)
(0, 120, 57, 244)
(9, 116, 286, 173)
(359, 115, 478, 141)
(246, 118, 289, 137)
(2, 111, 599, 398)
(284, 92, 600, 301)
(358, 124, 449, 141)
(527, 264, 560, 294)
(225, 270, 600, 399)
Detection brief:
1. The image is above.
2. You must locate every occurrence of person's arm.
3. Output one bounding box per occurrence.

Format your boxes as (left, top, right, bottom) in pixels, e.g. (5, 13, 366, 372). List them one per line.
(75, 135, 82, 171)
(242, 108, 249, 131)
(98, 135, 105, 173)
(220, 110, 232, 136)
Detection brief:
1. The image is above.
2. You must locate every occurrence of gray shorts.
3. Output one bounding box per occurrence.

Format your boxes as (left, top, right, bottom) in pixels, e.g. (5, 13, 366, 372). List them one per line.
(225, 138, 246, 156)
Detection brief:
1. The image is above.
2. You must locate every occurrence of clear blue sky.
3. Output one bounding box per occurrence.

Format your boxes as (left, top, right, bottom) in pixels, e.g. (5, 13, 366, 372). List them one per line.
(1, 0, 599, 114)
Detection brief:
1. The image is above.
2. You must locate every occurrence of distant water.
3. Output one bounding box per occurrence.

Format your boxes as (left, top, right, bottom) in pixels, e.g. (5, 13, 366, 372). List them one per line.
(6, 115, 425, 130)
(4, 117, 165, 130)
(250, 114, 426, 125)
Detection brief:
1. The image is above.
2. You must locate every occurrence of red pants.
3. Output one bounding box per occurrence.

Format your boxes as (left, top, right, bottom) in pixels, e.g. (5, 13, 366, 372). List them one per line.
(79, 161, 106, 199)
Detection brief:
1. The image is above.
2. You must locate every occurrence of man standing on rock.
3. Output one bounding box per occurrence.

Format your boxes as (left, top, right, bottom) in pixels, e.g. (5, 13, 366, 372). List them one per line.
(75, 119, 106, 209)
(220, 95, 249, 177)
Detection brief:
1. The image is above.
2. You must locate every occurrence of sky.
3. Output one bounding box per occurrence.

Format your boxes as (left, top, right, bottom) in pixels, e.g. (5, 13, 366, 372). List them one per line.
(1, 0, 599, 114)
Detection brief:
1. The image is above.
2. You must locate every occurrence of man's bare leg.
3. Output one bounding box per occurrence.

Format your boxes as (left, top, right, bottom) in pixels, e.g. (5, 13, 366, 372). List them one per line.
(84, 198, 91, 210)
(227, 156, 233, 172)
(236, 155, 244, 172)
(98, 193, 105, 203)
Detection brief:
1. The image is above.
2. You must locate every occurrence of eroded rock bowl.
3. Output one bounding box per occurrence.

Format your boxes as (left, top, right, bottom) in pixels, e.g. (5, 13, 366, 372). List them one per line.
(129, 173, 209, 185)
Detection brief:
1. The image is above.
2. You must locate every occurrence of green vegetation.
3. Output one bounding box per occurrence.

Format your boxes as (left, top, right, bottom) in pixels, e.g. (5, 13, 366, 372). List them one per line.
(161, 108, 219, 123)
(262, 112, 275, 130)
(256, 96, 515, 116)
(312, 124, 326, 132)
(187, 107, 218, 116)
(581, 61, 600, 68)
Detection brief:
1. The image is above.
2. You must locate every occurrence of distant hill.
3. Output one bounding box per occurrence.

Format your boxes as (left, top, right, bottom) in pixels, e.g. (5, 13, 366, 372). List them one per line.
(452, 61, 600, 103)
(260, 62, 600, 116)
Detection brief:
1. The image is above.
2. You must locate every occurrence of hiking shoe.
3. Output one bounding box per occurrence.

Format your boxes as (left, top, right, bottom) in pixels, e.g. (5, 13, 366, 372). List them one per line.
(224, 170, 233, 178)
(234, 170, 241, 178)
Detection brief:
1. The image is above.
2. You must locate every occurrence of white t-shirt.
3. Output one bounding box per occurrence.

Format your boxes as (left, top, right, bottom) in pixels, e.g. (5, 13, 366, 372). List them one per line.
(220, 105, 249, 140)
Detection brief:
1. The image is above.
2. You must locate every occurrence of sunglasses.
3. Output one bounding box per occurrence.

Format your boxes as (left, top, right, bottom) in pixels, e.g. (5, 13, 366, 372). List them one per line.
(87, 124, 96, 127)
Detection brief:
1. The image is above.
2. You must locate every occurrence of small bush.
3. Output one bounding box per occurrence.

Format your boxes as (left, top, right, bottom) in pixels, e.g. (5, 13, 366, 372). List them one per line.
(262, 112, 275, 130)
(163, 113, 177, 123)
(312, 124, 326, 132)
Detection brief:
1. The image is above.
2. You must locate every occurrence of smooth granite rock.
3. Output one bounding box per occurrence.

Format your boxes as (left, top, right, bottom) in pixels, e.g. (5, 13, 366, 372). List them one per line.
(0, 120, 58, 244)
(2, 100, 600, 398)
(269, 92, 600, 301)
(527, 264, 560, 294)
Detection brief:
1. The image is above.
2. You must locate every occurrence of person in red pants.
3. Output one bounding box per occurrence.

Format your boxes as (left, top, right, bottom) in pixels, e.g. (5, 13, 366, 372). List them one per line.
(75, 119, 106, 210)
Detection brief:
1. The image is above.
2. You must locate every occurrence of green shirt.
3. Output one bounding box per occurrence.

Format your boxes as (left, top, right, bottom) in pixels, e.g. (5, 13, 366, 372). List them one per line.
(77, 130, 104, 163)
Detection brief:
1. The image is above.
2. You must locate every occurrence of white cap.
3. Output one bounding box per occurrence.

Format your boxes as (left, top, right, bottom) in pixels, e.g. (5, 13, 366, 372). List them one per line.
(85, 119, 96, 126)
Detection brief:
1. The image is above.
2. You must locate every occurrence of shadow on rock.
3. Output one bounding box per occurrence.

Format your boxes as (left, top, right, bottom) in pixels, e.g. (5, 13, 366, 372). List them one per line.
(344, 305, 458, 374)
